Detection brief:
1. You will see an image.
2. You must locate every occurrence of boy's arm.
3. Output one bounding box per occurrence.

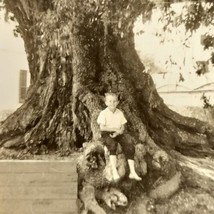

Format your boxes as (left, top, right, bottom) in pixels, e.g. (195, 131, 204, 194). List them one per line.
(118, 124, 125, 134)
(100, 124, 120, 132)
(109, 124, 125, 138)
(112, 124, 125, 136)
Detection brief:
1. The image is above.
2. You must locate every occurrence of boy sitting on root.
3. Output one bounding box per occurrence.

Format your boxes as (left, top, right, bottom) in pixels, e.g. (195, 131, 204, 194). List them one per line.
(97, 92, 142, 181)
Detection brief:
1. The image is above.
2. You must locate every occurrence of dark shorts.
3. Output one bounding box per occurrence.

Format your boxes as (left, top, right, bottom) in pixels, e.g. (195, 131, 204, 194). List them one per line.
(101, 131, 135, 160)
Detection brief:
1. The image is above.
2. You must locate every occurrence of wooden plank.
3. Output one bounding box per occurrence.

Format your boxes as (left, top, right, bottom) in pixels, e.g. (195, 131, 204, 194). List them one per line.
(0, 172, 76, 186)
(0, 161, 79, 214)
(0, 161, 78, 173)
(0, 199, 78, 214)
(0, 185, 77, 200)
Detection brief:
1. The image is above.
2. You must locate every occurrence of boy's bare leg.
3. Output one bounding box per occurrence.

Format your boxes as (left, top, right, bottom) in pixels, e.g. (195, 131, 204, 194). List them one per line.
(128, 159, 142, 181)
(109, 155, 120, 181)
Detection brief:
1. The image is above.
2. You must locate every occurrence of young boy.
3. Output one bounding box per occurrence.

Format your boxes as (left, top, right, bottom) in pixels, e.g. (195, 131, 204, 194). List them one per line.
(97, 92, 142, 181)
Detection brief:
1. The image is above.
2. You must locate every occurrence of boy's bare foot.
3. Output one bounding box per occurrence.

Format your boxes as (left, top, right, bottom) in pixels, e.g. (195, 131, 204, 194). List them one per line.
(129, 173, 142, 181)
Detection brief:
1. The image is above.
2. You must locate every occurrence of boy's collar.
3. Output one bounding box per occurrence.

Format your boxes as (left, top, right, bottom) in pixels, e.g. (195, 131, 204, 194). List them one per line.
(106, 107, 118, 113)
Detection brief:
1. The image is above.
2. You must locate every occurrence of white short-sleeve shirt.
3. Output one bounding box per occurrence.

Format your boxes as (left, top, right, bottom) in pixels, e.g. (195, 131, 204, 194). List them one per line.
(97, 107, 127, 130)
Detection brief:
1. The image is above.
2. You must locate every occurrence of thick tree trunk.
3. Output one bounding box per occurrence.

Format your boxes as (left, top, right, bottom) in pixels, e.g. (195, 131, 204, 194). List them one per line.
(1, 0, 214, 211)
(1, 0, 76, 154)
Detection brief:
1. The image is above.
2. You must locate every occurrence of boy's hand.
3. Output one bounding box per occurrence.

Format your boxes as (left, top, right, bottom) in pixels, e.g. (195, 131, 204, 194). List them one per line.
(110, 131, 120, 138)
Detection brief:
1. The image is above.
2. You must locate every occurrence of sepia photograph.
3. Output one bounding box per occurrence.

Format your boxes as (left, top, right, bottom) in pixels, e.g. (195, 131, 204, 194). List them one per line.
(0, 0, 214, 213)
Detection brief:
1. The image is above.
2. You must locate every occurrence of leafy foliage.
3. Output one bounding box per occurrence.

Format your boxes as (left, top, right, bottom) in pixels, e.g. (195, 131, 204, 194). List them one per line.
(159, 1, 214, 52)
(201, 34, 214, 49)
(37, 0, 74, 58)
(138, 1, 214, 80)
(201, 93, 213, 109)
(2, 0, 214, 79)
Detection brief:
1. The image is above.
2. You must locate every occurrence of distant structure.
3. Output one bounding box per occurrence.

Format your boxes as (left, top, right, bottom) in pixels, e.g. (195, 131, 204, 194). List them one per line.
(19, 70, 28, 103)
(157, 83, 214, 107)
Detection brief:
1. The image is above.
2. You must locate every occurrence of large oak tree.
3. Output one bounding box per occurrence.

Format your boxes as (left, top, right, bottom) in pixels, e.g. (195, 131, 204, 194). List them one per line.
(1, 0, 214, 213)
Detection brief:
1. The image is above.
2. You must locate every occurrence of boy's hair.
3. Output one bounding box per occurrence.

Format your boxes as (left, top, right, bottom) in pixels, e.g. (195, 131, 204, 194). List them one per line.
(104, 92, 119, 101)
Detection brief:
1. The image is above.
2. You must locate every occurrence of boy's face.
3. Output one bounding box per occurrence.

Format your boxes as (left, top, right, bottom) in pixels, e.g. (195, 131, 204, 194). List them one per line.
(105, 95, 119, 111)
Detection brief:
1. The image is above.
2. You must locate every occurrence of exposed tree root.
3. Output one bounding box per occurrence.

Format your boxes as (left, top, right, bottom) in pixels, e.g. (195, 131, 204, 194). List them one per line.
(77, 140, 182, 213)
(149, 171, 181, 200)
(172, 151, 214, 195)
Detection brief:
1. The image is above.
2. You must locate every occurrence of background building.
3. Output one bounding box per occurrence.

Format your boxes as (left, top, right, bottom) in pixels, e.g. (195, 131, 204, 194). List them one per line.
(0, 11, 29, 110)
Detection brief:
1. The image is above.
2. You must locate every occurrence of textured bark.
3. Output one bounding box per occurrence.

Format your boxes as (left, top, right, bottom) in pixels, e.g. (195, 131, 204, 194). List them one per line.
(1, 0, 75, 154)
(1, 0, 214, 212)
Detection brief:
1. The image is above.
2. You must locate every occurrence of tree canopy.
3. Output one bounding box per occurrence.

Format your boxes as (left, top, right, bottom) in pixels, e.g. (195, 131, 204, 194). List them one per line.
(1, 0, 214, 77)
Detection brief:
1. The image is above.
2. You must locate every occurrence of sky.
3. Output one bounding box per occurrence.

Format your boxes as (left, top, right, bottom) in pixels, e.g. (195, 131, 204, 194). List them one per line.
(134, 5, 214, 91)
(0, 11, 28, 110)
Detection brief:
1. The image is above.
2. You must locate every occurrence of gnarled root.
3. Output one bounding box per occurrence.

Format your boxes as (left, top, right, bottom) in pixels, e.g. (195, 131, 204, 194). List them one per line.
(96, 187, 128, 210)
(79, 184, 128, 213)
(79, 183, 106, 214)
(135, 144, 148, 176)
(149, 171, 182, 200)
(127, 195, 155, 214)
